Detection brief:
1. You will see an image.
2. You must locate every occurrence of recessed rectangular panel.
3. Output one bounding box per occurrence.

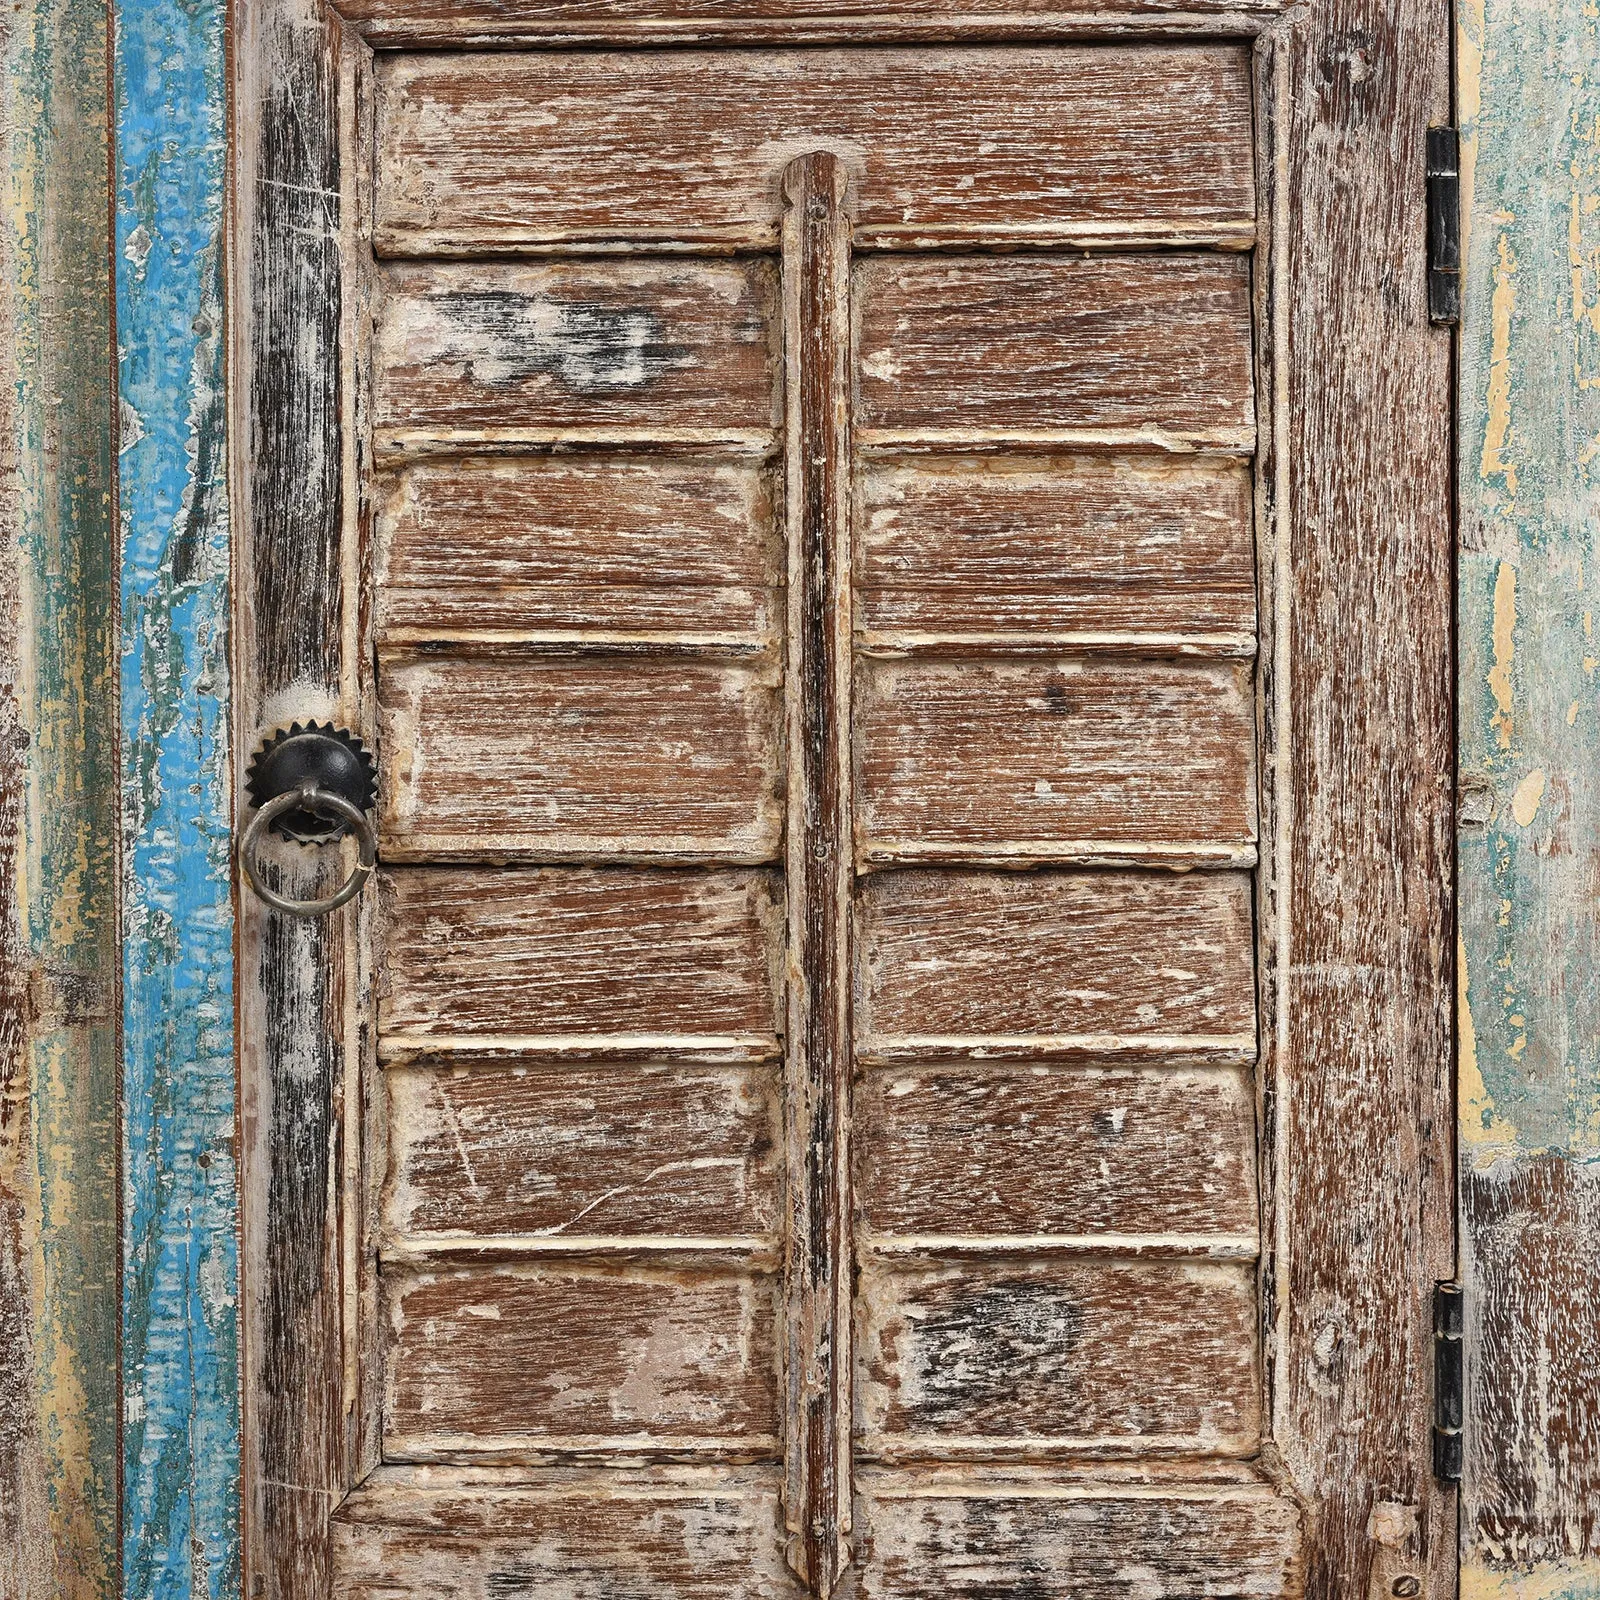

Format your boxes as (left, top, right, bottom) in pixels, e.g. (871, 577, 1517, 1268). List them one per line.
(857, 457, 1255, 649)
(380, 867, 782, 1043)
(374, 260, 778, 441)
(857, 659, 1256, 861)
(856, 1065, 1257, 1240)
(853, 1477, 1302, 1600)
(857, 869, 1256, 1055)
(856, 254, 1255, 443)
(379, 656, 783, 859)
(856, 1260, 1259, 1455)
(333, 1473, 803, 1600)
(373, 47, 1255, 251)
(385, 1062, 781, 1240)
(383, 1265, 780, 1455)
(376, 458, 780, 639)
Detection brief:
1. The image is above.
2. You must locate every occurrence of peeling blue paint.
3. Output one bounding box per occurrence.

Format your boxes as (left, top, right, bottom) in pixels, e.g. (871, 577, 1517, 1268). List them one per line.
(113, 0, 238, 1583)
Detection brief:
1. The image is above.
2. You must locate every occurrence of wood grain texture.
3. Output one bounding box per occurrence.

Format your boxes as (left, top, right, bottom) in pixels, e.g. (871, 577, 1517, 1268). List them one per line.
(779, 151, 855, 1596)
(857, 456, 1256, 653)
(373, 46, 1255, 252)
(373, 260, 779, 448)
(378, 655, 783, 860)
(852, 1471, 1303, 1600)
(855, 253, 1255, 447)
(346, 3, 1286, 49)
(375, 458, 779, 641)
(383, 1265, 781, 1456)
(233, 2, 359, 1592)
(1274, 0, 1456, 1595)
(856, 1065, 1258, 1240)
(1457, 0, 1600, 1585)
(332, 1468, 804, 1599)
(1460, 1157, 1600, 1567)
(857, 658, 1257, 863)
(384, 1062, 780, 1242)
(116, 0, 239, 1580)
(858, 869, 1256, 1057)
(380, 867, 782, 1045)
(0, 0, 119, 1589)
(856, 1260, 1259, 1456)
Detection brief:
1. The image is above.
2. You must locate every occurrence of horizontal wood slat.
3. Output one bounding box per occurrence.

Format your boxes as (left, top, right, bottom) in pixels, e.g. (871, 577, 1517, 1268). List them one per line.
(383, 1265, 781, 1457)
(376, 458, 779, 641)
(856, 1064, 1257, 1240)
(373, 47, 1255, 252)
(857, 659, 1256, 863)
(349, 5, 1284, 47)
(857, 1259, 1259, 1455)
(857, 456, 1256, 654)
(379, 868, 783, 1043)
(373, 260, 778, 450)
(385, 1062, 781, 1242)
(855, 253, 1255, 448)
(378, 656, 782, 860)
(858, 869, 1256, 1057)
(853, 1472, 1302, 1599)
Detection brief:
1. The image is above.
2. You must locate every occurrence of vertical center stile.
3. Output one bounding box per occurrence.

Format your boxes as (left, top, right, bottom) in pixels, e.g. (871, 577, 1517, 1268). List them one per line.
(780, 150, 855, 1599)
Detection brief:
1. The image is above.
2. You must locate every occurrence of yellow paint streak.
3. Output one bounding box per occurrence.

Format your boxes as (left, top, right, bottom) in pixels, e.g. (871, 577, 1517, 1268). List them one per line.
(1462, 1558, 1600, 1600)
(1481, 231, 1520, 501)
(1511, 767, 1547, 826)
(1568, 698, 1582, 724)
(1459, 929, 1518, 1149)
(1489, 561, 1518, 748)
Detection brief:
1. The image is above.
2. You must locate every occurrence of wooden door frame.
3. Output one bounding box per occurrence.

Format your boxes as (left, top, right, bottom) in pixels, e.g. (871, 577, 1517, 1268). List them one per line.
(224, 2, 1455, 1596)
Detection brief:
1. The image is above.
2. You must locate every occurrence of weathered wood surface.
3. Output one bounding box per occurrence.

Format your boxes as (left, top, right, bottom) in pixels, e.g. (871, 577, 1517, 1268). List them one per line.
(1274, 0, 1456, 1595)
(856, 1064, 1257, 1239)
(116, 0, 240, 1579)
(380, 867, 783, 1047)
(383, 1265, 781, 1457)
(855, 253, 1255, 448)
(385, 1062, 780, 1242)
(852, 1468, 1304, 1600)
(858, 869, 1256, 1059)
(373, 260, 779, 450)
(0, 0, 119, 1590)
(1457, 0, 1600, 1589)
(373, 46, 1254, 252)
(332, 1468, 804, 1598)
(378, 654, 783, 861)
(779, 152, 855, 1595)
(856, 658, 1256, 865)
(857, 456, 1256, 654)
(233, 0, 359, 1592)
(375, 458, 779, 642)
(857, 1259, 1259, 1455)
(346, 1, 1287, 48)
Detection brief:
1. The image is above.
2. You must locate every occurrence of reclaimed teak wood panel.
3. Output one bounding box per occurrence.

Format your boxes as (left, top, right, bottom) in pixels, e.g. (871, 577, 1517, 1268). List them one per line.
(228, 6, 1458, 1599)
(373, 46, 1256, 252)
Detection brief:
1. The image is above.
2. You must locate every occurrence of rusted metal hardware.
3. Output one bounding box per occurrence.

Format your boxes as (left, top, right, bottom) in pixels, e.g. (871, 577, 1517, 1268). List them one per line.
(240, 724, 378, 916)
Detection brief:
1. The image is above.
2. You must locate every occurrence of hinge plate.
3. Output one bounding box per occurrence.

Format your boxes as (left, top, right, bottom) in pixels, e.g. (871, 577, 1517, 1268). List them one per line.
(1434, 1281, 1463, 1482)
(1427, 127, 1462, 326)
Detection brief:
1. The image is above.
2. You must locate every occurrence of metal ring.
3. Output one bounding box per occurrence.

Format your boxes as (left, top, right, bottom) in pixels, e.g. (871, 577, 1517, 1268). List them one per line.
(239, 786, 377, 918)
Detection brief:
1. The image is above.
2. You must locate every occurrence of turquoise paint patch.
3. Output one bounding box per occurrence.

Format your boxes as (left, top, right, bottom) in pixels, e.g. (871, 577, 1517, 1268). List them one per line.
(114, 0, 238, 1582)
(1458, 0, 1600, 1158)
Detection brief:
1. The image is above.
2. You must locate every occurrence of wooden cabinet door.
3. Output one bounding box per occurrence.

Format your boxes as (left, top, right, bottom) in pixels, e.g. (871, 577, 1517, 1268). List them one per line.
(231, 6, 1455, 1598)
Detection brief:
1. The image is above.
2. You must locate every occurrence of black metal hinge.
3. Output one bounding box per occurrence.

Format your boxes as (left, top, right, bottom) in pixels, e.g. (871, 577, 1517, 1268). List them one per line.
(1434, 1281, 1463, 1482)
(1427, 127, 1462, 326)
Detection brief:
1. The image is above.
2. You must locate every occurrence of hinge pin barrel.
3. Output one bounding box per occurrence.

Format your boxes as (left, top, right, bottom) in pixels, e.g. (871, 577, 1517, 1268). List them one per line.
(1434, 1281, 1464, 1482)
(1427, 127, 1462, 326)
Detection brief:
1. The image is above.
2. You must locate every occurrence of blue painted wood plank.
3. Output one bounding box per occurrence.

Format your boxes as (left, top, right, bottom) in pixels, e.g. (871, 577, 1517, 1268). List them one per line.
(113, 0, 238, 1581)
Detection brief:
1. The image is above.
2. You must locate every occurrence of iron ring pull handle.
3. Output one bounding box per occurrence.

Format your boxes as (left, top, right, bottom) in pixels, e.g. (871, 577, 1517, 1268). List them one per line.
(239, 723, 380, 918)
(239, 786, 377, 918)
